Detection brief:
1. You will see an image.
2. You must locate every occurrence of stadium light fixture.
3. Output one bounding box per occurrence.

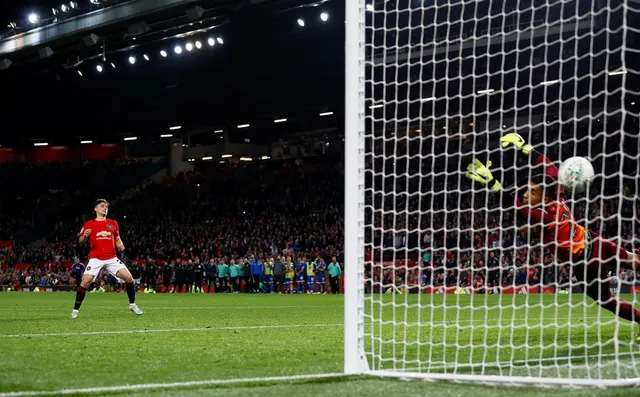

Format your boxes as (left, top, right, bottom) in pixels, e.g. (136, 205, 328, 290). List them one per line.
(169, 126, 181, 130)
(540, 79, 559, 86)
(274, 118, 287, 123)
(52, 7, 58, 15)
(608, 69, 627, 76)
(28, 13, 39, 24)
(124, 137, 137, 141)
(237, 124, 250, 129)
(160, 50, 167, 57)
(61, 4, 68, 12)
(217, 37, 224, 44)
(260, 156, 270, 160)
(160, 134, 173, 138)
(214, 129, 223, 133)
(80, 140, 93, 144)
(110, 62, 116, 68)
(186, 42, 194, 52)
(143, 54, 149, 61)
(77, 70, 83, 76)
(128, 56, 136, 64)
(476, 88, 495, 94)
(202, 156, 213, 160)
(366, 4, 374, 11)
(221, 154, 232, 158)
(96, 64, 103, 72)
(240, 157, 252, 162)
(34, 142, 48, 146)
(195, 41, 202, 49)
(70, 1, 77, 9)
(297, 19, 305, 27)
(320, 12, 329, 21)
(208, 38, 215, 46)
(319, 111, 333, 116)
(174, 45, 183, 54)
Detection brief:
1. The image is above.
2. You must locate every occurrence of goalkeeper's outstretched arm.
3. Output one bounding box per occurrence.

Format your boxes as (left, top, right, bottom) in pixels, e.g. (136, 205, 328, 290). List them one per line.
(465, 158, 556, 225)
(500, 132, 560, 180)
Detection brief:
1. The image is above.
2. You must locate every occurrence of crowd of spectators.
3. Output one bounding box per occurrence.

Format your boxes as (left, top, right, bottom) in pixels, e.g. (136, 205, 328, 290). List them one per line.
(1, 156, 346, 292)
(0, 158, 153, 242)
(1, 115, 639, 293)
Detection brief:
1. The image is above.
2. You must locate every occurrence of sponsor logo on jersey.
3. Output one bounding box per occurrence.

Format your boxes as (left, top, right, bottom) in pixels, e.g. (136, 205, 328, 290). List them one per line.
(96, 231, 112, 237)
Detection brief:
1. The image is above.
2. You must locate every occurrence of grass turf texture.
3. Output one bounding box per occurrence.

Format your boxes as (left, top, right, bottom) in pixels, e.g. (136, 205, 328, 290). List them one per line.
(2, 293, 640, 396)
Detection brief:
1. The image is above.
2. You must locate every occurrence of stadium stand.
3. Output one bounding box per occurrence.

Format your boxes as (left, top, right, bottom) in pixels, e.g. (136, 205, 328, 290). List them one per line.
(1, 115, 637, 294)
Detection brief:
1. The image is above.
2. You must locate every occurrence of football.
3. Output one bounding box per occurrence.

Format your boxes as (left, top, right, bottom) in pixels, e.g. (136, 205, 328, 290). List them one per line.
(558, 156, 595, 194)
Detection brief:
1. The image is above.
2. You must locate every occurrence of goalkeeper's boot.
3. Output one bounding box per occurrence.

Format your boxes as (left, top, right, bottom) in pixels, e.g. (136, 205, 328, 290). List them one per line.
(69, 309, 79, 319)
(129, 303, 143, 316)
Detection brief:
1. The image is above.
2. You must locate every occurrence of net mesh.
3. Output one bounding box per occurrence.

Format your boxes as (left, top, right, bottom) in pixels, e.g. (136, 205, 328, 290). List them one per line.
(361, 0, 640, 385)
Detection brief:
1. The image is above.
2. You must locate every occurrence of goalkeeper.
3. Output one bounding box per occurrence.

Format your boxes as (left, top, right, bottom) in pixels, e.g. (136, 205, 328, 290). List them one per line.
(465, 133, 640, 334)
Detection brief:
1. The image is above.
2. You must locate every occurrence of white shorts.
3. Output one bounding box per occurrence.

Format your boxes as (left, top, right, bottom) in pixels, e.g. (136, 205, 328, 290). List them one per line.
(84, 257, 127, 280)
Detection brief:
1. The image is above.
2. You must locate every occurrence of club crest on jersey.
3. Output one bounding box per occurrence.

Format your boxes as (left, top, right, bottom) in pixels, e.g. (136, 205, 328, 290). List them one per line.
(107, 224, 113, 230)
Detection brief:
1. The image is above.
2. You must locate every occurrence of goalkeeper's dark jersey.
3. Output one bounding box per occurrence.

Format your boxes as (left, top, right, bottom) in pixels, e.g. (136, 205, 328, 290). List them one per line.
(501, 154, 584, 263)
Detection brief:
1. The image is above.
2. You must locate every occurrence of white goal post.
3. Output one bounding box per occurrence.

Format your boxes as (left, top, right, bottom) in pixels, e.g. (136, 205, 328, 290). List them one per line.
(345, 0, 640, 387)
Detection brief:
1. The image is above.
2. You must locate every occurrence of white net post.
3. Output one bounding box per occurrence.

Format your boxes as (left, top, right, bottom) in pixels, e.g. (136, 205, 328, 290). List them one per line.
(353, 0, 640, 387)
(344, 0, 368, 375)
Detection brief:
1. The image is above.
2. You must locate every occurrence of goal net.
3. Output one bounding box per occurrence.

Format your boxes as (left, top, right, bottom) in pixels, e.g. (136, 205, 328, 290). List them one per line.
(345, 0, 640, 387)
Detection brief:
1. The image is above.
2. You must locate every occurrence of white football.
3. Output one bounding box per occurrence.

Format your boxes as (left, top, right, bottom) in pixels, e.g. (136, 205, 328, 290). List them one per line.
(558, 156, 595, 194)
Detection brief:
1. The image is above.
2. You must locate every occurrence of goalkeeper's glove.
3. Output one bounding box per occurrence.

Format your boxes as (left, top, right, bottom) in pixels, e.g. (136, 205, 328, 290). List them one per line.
(465, 158, 502, 193)
(500, 133, 533, 155)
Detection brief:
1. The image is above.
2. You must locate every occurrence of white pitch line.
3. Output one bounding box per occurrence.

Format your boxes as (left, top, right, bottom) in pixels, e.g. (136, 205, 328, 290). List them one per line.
(0, 323, 343, 338)
(0, 373, 346, 397)
(0, 304, 338, 311)
(423, 351, 640, 371)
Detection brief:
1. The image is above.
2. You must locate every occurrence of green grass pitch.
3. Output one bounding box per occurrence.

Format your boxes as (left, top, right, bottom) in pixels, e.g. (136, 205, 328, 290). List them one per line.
(3, 292, 640, 396)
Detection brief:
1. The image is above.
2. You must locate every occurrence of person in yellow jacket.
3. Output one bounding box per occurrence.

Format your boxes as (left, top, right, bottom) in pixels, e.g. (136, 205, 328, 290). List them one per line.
(284, 256, 295, 294)
(263, 258, 274, 293)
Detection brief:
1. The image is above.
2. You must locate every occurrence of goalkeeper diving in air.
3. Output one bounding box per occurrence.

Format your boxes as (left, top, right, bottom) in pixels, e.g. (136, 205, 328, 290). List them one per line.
(465, 133, 640, 337)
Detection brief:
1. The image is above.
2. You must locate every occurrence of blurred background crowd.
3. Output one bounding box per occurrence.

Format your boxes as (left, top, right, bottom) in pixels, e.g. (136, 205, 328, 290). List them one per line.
(0, 116, 639, 294)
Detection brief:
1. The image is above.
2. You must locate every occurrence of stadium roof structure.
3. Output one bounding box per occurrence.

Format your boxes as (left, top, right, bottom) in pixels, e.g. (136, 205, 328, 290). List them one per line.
(0, 0, 638, 147)
(0, 0, 343, 145)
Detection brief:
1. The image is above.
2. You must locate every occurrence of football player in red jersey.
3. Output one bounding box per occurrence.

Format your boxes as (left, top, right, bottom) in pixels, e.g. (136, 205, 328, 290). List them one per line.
(465, 133, 640, 339)
(70, 199, 143, 318)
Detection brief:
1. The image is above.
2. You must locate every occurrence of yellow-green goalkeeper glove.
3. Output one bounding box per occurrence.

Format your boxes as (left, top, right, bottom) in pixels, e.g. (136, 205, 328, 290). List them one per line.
(500, 133, 533, 155)
(465, 159, 502, 193)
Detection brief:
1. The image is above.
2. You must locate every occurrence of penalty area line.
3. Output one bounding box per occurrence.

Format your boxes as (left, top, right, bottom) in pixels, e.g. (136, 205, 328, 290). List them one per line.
(0, 373, 347, 397)
(0, 323, 343, 338)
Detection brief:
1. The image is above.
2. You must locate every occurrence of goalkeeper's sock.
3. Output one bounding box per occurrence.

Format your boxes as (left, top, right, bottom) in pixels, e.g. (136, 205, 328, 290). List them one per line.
(73, 286, 87, 310)
(601, 297, 640, 323)
(125, 282, 136, 304)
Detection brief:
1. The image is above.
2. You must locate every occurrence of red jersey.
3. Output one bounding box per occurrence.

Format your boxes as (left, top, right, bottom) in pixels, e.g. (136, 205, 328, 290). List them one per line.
(502, 154, 582, 262)
(540, 200, 585, 263)
(507, 195, 586, 263)
(79, 219, 120, 260)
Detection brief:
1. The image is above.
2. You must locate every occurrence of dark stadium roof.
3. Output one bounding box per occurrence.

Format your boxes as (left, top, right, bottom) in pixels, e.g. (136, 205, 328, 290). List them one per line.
(0, 0, 638, 146)
(0, 0, 344, 144)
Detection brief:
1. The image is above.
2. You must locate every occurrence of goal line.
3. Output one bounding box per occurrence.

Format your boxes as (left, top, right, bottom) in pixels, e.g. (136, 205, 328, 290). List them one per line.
(0, 373, 346, 397)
